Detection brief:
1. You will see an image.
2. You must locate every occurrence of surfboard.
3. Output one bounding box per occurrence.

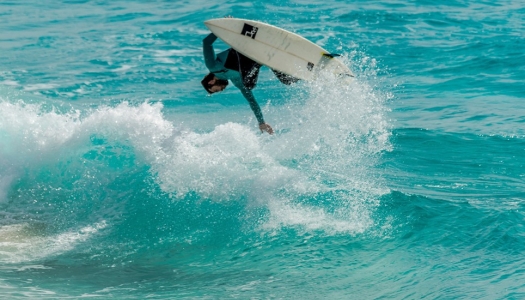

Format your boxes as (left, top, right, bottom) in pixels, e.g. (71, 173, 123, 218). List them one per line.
(204, 18, 353, 81)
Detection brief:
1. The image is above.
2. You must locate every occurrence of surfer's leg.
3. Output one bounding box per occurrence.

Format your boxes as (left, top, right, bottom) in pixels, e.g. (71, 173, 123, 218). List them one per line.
(237, 53, 260, 90)
(271, 69, 300, 85)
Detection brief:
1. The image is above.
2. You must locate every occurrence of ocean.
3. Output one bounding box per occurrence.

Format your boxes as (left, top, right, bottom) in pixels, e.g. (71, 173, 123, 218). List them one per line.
(1, 0, 524, 298)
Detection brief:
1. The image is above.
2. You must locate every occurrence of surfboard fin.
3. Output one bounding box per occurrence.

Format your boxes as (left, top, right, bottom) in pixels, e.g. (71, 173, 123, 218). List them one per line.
(322, 53, 341, 59)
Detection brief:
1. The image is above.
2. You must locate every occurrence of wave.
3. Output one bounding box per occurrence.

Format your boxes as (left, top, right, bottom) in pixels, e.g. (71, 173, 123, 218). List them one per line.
(0, 66, 391, 262)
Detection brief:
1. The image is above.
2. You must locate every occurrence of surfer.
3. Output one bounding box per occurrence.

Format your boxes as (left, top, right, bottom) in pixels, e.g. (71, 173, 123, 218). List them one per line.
(201, 32, 275, 134)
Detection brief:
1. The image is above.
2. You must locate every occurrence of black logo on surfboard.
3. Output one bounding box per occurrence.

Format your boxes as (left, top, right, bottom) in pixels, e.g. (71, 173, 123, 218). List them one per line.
(241, 23, 258, 39)
(307, 62, 314, 71)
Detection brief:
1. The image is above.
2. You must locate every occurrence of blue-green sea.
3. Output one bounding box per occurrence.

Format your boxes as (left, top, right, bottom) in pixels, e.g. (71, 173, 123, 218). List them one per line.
(1, 0, 524, 298)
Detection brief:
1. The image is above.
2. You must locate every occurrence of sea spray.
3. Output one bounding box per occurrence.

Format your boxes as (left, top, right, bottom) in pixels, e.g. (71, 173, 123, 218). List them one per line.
(258, 58, 392, 234)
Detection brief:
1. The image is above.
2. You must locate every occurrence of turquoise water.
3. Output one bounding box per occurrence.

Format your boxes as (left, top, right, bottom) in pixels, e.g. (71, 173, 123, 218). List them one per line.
(1, 0, 524, 298)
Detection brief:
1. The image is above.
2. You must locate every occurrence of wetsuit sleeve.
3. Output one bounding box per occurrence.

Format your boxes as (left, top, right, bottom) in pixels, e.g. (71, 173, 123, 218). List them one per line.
(233, 80, 265, 124)
(203, 33, 220, 71)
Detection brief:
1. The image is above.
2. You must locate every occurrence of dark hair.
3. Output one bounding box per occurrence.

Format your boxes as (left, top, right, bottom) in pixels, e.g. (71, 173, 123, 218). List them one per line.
(201, 73, 228, 94)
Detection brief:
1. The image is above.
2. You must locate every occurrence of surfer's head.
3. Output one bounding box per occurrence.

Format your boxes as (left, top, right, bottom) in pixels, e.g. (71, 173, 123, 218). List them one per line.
(201, 73, 229, 94)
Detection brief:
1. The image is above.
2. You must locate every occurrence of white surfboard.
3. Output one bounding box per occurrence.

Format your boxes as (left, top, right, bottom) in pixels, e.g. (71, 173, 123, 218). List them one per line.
(204, 18, 353, 81)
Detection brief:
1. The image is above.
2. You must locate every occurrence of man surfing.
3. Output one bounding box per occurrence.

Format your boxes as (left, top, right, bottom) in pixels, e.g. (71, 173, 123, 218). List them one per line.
(201, 27, 299, 135)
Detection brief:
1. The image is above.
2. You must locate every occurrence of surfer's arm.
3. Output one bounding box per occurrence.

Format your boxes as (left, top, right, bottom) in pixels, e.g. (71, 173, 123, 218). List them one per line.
(233, 80, 274, 134)
(240, 86, 265, 125)
(203, 33, 219, 70)
(232, 80, 264, 124)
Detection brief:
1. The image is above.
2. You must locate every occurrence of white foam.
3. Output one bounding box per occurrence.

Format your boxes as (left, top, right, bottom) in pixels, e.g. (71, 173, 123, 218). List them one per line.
(153, 122, 301, 199)
(0, 100, 171, 168)
(153, 69, 390, 233)
(0, 65, 391, 234)
(0, 101, 82, 204)
(153, 49, 200, 57)
(111, 65, 134, 72)
(23, 83, 59, 91)
(0, 221, 107, 263)
(0, 101, 79, 146)
(263, 199, 373, 235)
(0, 80, 19, 86)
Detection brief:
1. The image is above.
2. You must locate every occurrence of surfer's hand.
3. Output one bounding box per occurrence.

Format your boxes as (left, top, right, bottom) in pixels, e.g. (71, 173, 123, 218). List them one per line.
(259, 123, 274, 135)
